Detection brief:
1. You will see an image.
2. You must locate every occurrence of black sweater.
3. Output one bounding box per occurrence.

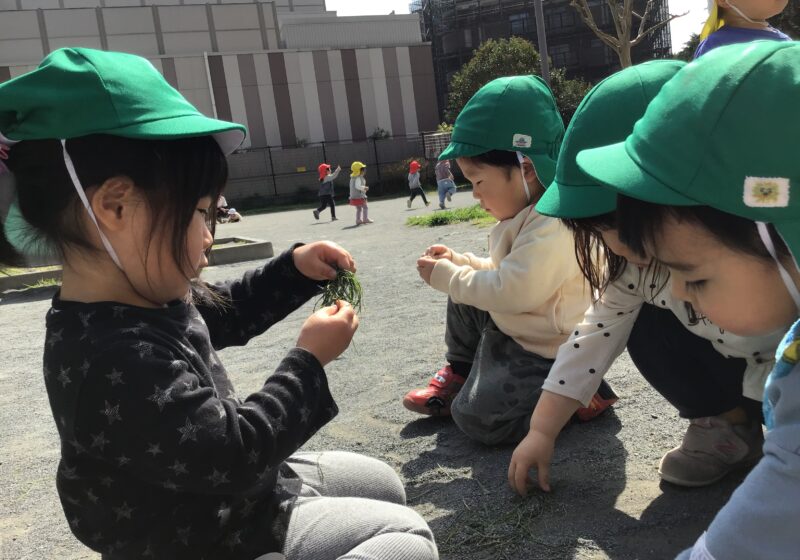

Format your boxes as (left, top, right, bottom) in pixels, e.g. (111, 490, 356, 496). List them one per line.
(42, 248, 336, 559)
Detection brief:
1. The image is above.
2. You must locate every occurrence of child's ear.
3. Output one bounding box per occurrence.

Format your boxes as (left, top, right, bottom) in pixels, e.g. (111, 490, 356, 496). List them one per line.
(522, 158, 543, 190)
(90, 176, 138, 232)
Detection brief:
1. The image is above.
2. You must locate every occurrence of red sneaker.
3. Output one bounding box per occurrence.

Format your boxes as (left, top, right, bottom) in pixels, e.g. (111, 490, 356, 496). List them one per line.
(575, 381, 619, 422)
(403, 365, 466, 416)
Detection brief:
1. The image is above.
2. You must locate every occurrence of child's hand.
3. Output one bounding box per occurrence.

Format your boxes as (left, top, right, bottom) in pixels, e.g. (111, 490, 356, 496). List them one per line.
(296, 301, 359, 366)
(416, 256, 437, 285)
(424, 244, 453, 261)
(508, 430, 555, 496)
(293, 241, 356, 281)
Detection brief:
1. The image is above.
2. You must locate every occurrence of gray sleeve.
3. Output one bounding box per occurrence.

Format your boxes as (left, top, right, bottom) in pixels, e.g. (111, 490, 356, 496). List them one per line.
(678, 363, 800, 559)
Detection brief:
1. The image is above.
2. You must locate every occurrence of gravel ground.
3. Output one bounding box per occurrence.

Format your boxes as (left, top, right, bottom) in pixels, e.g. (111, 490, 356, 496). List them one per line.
(0, 193, 746, 559)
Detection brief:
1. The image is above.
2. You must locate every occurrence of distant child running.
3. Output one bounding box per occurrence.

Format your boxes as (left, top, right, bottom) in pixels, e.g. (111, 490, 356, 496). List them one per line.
(403, 75, 597, 445)
(0, 48, 437, 560)
(407, 160, 430, 208)
(349, 161, 373, 225)
(313, 162, 340, 221)
(694, 0, 789, 58)
(435, 159, 456, 209)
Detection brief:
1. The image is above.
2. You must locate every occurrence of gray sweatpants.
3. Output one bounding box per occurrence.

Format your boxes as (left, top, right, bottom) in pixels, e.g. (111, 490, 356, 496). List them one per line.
(279, 451, 438, 560)
(445, 299, 555, 445)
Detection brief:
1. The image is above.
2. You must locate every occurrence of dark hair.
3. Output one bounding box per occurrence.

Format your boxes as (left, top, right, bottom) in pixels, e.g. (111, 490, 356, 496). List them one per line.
(461, 149, 519, 177)
(616, 195, 791, 263)
(4, 134, 228, 279)
(562, 212, 626, 298)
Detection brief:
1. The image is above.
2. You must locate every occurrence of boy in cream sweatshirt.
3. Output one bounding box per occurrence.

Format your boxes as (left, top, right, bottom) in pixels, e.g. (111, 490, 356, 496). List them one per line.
(404, 76, 606, 445)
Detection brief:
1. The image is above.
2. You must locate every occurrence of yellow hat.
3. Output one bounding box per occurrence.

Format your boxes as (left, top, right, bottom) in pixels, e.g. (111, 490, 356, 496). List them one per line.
(700, 0, 725, 40)
(350, 161, 366, 177)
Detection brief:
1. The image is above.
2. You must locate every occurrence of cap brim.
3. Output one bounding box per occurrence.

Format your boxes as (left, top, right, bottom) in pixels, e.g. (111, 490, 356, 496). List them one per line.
(438, 141, 487, 161)
(535, 181, 618, 218)
(576, 142, 698, 206)
(111, 113, 246, 155)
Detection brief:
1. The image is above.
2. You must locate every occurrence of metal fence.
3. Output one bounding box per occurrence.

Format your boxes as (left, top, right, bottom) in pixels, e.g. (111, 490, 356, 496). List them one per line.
(225, 132, 455, 209)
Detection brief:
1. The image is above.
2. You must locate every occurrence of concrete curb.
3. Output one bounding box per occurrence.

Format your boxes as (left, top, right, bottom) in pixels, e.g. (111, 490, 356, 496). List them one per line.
(0, 269, 62, 292)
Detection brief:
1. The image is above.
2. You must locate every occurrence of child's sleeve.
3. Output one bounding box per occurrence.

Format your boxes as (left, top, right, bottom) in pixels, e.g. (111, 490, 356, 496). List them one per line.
(675, 363, 800, 560)
(329, 168, 341, 181)
(429, 218, 573, 313)
(197, 245, 321, 350)
(542, 267, 644, 406)
(69, 341, 336, 496)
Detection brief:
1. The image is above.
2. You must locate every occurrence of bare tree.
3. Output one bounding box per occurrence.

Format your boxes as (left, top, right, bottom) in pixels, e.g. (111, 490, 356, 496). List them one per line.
(570, 0, 686, 67)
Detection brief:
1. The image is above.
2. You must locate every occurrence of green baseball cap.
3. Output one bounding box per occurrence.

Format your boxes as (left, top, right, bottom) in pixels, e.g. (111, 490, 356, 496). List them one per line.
(576, 41, 800, 257)
(439, 75, 564, 186)
(0, 47, 245, 154)
(535, 59, 685, 219)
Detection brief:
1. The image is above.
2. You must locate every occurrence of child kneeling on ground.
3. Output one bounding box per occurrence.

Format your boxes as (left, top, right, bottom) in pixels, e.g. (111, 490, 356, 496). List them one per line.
(403, 75, 609, 445)
(0, 48, 437, 560)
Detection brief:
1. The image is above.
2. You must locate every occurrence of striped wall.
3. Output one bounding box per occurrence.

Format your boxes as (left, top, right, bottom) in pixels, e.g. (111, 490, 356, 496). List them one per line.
(1, 44, 440, 147)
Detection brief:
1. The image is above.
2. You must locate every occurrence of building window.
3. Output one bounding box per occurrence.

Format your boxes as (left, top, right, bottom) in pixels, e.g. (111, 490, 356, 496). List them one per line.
(509, 12, 530, 35)
(464, 28, 473, 48)
(550, 43, 576, 69)
(547, 8, 574, 31)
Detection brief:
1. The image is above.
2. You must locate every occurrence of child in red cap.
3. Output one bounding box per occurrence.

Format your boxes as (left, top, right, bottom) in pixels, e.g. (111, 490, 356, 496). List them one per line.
(407, 160, 430, 209)
(313, 162, 341, 221)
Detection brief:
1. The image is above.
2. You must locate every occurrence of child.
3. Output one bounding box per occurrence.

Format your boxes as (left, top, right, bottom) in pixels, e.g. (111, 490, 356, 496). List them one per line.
(575, 41, 799, 560)
(435, 159, 456, 209)
(0, 48, 437, 560)
(407, 160, 430, 208)
(509, 60, 782, 496)
(313, 162, 340, 221)
(348, 161, 373, 225)
(694, 0, 790, 58)
(403, 75, 597, 445)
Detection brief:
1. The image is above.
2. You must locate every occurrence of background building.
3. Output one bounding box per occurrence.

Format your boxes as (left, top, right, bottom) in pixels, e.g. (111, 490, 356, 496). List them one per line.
(411, 0, 672, 118)
(0, 0, 441, 203)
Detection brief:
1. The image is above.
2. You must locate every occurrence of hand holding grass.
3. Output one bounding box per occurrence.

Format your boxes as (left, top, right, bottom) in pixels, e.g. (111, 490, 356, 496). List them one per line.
(297, 300, 358, 366)
(293, 241, 355, 281)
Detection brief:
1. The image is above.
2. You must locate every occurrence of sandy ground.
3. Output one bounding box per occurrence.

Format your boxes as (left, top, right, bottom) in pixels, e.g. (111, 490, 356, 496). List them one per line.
(0, 193, 747, 559)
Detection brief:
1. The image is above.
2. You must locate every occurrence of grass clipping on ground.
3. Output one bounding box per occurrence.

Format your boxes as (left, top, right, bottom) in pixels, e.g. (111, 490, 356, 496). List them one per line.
(318, 269, 363, 313)
(406, 204, 496, 227)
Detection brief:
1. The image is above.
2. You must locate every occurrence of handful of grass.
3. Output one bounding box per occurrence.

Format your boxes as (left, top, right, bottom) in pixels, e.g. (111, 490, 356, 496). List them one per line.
(318, 269, 363, 313)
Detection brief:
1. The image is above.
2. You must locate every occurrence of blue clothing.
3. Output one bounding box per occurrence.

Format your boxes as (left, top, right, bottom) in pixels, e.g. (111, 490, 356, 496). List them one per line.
(676, 319, 800, 559)
(694, 26, 791, 58)
(437, 179, 456, 205)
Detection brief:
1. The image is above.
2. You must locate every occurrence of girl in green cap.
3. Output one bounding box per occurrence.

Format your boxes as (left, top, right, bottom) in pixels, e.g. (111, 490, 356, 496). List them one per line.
(575, 41, 800, 560)
(403, 75, 599, 445)
(510, 60, 780, 497)
(0, 48, 437, 560)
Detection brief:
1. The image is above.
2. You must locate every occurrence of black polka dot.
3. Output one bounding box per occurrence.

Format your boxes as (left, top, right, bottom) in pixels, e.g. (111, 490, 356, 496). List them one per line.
(604, 333, 611, 337)
(617, 312, 624, 316)
(756, 358, 765, 364)
(589, 368, 596, 374)
(717, 338, 724, 344)
(753, 351, 761, 356)
(661, 300, 666, 306)
(628, 284, 635, 290)
(558, 380, 565, 385)
(649, 283, 657, 289)
(574, 343, 580, 348)
(597, 323, 604, 328)
(575, 331, 579, 336)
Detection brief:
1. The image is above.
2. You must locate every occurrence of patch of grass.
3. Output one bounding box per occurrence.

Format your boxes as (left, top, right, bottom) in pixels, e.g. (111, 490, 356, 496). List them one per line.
(406, 204, 496, 228)
(0, 265, 61, 277)
(23, 278, 61, 290)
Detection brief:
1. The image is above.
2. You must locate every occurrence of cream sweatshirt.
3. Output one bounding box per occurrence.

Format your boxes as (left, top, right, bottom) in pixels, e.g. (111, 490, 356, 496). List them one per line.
(429, 205, 589, 358)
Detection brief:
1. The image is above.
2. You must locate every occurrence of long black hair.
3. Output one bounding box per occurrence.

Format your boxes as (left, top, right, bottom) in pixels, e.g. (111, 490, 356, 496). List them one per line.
(561, 212, 627, 299)
(3, 134, 228, 279)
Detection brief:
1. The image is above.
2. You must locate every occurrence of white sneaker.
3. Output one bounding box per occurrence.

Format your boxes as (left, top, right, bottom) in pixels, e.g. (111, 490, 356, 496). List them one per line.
(407, 199, 412, 209)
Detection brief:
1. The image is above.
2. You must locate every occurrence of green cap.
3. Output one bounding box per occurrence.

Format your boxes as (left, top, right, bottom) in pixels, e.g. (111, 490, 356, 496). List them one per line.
(439, 75, 564, 186)
(536, 59, 685, 219)
(576, 41, 800, 258)
(0, 48, 245, 154)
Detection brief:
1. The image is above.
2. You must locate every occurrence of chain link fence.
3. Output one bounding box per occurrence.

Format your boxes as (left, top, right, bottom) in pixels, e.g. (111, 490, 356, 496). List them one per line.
(225, 132, 456, 210)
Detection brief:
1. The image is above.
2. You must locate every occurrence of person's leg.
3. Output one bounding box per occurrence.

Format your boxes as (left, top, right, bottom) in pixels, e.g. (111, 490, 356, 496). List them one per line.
(362, 203, 372, 223)
(403, 300, 491, 416)
(328, 196, 337, 220)
(450, 320, 554, 445)
(437, 180, 447, 208)
(420, 188, 429, 205)
(627, 303, 764, 486)
(355, 204, 364, 224)
(282, 451, 438, 560)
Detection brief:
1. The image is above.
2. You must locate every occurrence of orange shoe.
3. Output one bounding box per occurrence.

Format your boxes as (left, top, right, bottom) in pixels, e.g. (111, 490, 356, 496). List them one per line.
(403, 365, 466, 416)
(575, 381, 618, 422)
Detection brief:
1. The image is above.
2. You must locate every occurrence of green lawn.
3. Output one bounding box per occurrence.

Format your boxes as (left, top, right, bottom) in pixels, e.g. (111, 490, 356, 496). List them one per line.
(406, 204, 496, 227)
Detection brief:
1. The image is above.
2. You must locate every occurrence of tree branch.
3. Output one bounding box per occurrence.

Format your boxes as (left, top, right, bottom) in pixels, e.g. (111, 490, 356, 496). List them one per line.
(631, 11, 687, 46)
(570, 0, 620, 48)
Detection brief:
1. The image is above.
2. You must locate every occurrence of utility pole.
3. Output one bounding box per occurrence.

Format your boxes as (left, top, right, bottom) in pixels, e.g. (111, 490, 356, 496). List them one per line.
(534, 0, 550, 85)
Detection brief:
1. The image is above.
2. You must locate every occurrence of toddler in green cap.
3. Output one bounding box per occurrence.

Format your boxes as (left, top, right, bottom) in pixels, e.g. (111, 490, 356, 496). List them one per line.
(0, 48, 437, 560)
(576, 41, 800, 560)
(509, 59, 781, 497)
(403, 75, 597, 445)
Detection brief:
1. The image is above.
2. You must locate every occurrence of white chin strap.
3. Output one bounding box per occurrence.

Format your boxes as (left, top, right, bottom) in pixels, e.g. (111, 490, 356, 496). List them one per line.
(725, 0, 769, 26)
(61, 140, 123, 270)
(516, 151, 531, 203)
(756, 221, 800, 311)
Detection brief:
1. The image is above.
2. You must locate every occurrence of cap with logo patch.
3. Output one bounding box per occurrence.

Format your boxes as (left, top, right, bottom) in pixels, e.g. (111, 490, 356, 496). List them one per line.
(536, 59, 685, 219)
(438, 75, 564, 186)
(575, 41, 800, 262)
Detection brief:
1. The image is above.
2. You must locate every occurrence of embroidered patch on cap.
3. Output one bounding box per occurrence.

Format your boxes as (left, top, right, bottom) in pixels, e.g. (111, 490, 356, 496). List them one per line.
(743, 177, 790, 208)
(512, 134, 532, 149)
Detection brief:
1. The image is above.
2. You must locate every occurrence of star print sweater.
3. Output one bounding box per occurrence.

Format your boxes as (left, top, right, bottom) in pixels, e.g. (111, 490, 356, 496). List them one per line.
(542, 264, 785, 406)
(42, 247, 335, 559)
